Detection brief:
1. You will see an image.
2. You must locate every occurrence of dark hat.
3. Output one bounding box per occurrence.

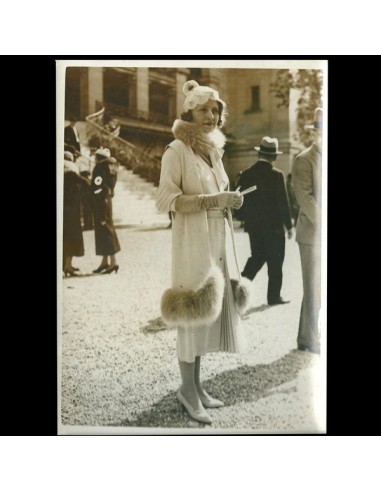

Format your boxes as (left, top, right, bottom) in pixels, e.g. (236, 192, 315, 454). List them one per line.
(95, 147, 111, 164)
(95, 147, 111, 158)
(254, 136, 283, 155)
(305, 107, 323, 130)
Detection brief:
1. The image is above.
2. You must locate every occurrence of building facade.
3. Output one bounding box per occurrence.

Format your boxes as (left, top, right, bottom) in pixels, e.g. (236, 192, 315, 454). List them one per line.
(65, 66, 294, 183)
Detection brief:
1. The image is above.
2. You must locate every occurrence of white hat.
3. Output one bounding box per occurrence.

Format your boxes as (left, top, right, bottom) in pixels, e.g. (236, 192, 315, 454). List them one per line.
(183, 80, 225, 112)
(305, 107, 323, 130)
(95, 147, 111, 158)
(254, 136, 283, 155)
(64, 151, 74, 162)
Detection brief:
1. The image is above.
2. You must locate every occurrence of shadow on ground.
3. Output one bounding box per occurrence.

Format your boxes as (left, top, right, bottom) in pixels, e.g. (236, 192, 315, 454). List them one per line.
(63, 273, 98, 279)
(243, 304, 273, 316)
(113, 349, 318, 429)
(140, 317, 174, 334)
(140, 306, 274, 333)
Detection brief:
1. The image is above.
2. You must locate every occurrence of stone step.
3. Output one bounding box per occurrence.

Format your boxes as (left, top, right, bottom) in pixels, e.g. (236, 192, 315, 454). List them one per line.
(112, 167, 168, 228)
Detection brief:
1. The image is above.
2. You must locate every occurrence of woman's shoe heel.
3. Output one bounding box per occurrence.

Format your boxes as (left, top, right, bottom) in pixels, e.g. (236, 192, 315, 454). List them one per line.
(102, 265, 119, 274)
(93, 264, 109, 274)
(176, 389, 212, 424)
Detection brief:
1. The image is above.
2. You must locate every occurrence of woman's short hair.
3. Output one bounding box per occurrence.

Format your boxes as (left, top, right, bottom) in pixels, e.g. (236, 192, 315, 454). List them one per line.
(180, 100, 227, 128)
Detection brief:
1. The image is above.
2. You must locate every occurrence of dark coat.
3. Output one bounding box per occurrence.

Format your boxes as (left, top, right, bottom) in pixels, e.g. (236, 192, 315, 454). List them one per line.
(91, 161, 120, 256)
(63, 170, 89, 259)
(64, 125, 81, 156)
(236, 160, 292, 233)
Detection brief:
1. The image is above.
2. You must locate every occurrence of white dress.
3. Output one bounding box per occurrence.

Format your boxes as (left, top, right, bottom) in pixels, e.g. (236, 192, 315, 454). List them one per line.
(176, 155, 246, 362)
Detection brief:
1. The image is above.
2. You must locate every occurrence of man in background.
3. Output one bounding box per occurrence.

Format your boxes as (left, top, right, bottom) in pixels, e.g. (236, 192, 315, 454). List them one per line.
(236, 136, 293, 306)
(292, 108, 323, 354)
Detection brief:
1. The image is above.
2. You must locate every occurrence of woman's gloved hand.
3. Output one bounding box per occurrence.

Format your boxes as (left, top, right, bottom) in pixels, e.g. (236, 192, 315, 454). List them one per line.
(201, 191, 243, 210)
(175, 195, 203, 213)
(174, 192, 244, 214)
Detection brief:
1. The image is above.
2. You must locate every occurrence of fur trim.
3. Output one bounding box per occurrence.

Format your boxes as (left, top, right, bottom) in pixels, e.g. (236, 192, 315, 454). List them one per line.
(172, 119, 226, 157)
(64, 160, 79, 174)
(231, 277, 252, 315)
(161, 264, 225, 329)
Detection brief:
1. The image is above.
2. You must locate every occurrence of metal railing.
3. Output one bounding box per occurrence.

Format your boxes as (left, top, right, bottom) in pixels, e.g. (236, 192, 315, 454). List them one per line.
(85, 107, 162, 185)
(103, 102, 173, 127)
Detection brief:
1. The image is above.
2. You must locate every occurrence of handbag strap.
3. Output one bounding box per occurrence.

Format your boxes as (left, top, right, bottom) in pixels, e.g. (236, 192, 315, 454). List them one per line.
(226, 207, 242, 281)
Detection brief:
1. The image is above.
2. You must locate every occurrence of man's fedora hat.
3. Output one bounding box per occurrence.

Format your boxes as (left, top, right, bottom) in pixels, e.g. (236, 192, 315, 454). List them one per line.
(305, 107, 323, 130)
(254, 136, 283, 155)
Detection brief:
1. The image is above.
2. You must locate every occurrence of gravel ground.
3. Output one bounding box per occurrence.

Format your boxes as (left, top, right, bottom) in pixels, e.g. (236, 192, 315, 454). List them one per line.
(59, 226, 325, 434)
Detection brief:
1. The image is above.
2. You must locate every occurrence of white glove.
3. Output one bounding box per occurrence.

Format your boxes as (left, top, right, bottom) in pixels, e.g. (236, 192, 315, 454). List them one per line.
(175, 195, 203, 213)
(201, 192, 243, 210)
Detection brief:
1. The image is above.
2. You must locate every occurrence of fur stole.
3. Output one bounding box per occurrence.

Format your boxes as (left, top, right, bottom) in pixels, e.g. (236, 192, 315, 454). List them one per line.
(161, 264, 225, 329)
(64, 160, 79, 174)
(172, 119, 226, 157)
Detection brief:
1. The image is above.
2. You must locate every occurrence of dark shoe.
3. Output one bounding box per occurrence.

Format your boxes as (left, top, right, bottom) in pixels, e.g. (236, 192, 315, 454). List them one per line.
(241, 273, 252, 281)
(63, 268, 78, 277)
(101, 265, 119, 274)
(71, 267, 80, 271)
(298, 344, 320, 355)
(93, 264, 109, 273)
(268, 297, 290, 305)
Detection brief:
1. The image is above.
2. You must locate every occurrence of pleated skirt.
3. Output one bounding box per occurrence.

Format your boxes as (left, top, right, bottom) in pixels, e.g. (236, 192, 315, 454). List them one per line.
(176, 211, 246, 362)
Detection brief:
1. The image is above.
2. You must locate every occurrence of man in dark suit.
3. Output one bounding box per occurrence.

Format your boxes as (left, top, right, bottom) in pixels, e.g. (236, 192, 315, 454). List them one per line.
(292, 108, 323, 354)
(236, 136, 293, 305)
(64, 118, 81, 159)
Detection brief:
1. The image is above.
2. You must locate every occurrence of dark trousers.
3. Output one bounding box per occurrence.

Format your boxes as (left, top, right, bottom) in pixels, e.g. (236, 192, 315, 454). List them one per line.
(242, 229, 285, 303)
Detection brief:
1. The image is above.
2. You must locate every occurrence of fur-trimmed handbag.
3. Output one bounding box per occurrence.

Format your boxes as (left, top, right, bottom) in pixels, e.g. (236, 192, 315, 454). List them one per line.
(161, 263, 225, 329)
(230, 276, 252, 315)
(160, 209, 252, 329)
(226, 207, 252, 315)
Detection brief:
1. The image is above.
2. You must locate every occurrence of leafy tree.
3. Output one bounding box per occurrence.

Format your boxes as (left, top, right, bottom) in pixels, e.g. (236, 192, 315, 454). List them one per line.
(271, 69, 323, 147)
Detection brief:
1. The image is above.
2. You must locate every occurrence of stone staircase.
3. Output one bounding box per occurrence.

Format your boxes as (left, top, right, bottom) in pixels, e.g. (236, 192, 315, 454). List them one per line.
(112, 167, 170, 229)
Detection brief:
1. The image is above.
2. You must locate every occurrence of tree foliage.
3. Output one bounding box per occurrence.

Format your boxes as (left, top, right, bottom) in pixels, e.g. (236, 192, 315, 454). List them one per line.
(271, 69, 323, 147)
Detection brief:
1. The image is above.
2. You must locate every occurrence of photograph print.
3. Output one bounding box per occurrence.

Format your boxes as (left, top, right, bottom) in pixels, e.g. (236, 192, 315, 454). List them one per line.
(57, 59, 327, 434)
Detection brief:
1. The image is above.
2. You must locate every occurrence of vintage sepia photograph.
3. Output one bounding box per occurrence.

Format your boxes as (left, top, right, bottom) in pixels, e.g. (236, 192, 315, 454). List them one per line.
(57, 59, 327, 435)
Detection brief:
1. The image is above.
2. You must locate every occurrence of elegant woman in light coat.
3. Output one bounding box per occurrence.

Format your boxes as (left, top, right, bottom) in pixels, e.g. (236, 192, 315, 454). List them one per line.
(157, 81, 250, 424)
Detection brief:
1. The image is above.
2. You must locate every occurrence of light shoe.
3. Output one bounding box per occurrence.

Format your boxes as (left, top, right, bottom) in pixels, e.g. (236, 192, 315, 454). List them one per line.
(199, 391, 224, 408)
(177, 389, 212, 424)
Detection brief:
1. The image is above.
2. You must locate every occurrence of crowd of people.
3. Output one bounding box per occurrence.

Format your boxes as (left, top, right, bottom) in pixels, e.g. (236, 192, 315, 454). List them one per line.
(63, 127, 121, 276)
(63, 86, 323, 426)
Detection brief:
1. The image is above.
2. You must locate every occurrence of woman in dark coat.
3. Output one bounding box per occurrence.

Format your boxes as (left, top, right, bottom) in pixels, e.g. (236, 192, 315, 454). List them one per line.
(91, 148, 120, 274)
(63, 151, 90, 276)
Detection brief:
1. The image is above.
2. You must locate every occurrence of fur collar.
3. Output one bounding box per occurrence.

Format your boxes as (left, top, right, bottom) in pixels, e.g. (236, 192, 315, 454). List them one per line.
(172, 119, 226, 157)
(64, 159, 79, 174)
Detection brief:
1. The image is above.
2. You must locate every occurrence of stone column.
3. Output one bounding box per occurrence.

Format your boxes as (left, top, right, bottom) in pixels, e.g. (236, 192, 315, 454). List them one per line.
(80, 67, 104, 118)
(168, 87, 177, 122)
(128, 75, 137, 116)
(199, 68, 221, 92)
(175, 69, 189, 117)
(136, 67, 149, 119)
